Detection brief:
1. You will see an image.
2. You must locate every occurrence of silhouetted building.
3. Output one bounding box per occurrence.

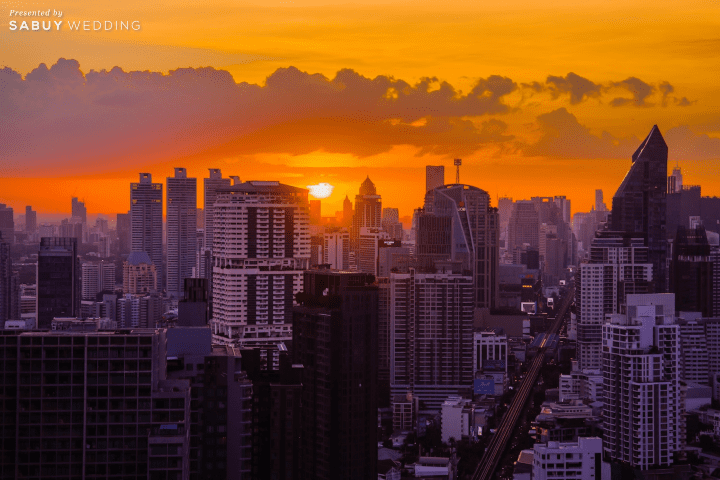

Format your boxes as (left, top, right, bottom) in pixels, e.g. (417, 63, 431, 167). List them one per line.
(24, 206, 36, 233)
(611, 125, 668, 293)
(351, 177, 382, 250)
(508, 200, 539, 259)
(37, 237, 80, 329)
(71, 197, 87, 224)
(414, 209, 452, 272)
(178, 278, 208, 326)
(342, 195, 353, 227)
(424, 184, 499, 310)
(166, 168, 197, 299)
(0, 205, 14, 246)
(116, 212, 131, 256)
(293, 270, 378, 480)
(0, 240, 19, 324)
(670, 226, 713, 316)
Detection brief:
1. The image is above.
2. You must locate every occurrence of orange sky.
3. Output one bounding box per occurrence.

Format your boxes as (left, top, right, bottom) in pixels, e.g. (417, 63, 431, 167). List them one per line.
(1, 0, 719, 220)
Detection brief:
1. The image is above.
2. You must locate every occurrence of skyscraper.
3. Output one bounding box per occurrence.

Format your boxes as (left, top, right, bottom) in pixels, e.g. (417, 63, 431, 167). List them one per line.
(611, 125, 668, 293)
(293, 270, 378, 480)
(116, 211, 131, 255)
(323, 232, 350, 270)
(166, 168, 197, 299)
(603, 293, 681, 470)
(0, 239, 19, 324)
(122, 251, 158, 295)
(0, 205, 14, 246)
(24, 206, 36, 232)
(424, 184, 500, 310)
(37, 237, 80, 328)
(203, 168, 231, 255)
(352, 177, 382, 249)
(426, 165, 445, 193)
(130, 173, 163, 288)
(71, 196, 87, 224)
(210, 181, 310, 344)
(668, 166, 683, 194)
(576, 232, 652, 370)
(670, 226, 714, 316)
(390, 269, 474, 410)
(595, 189, 606, 211)
(342, 195, 353, 227)
(507, 200, 539, 259)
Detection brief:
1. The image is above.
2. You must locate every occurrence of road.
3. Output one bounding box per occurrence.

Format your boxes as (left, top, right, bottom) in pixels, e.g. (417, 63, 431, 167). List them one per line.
(470, 286, 575, 480)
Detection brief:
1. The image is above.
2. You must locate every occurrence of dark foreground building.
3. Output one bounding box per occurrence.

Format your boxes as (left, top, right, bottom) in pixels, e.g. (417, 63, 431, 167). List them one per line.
(293, 269, 378, 480)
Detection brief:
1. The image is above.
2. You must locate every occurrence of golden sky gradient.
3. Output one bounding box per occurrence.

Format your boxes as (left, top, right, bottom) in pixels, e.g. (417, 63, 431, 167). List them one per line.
(1, 0, 719, 220)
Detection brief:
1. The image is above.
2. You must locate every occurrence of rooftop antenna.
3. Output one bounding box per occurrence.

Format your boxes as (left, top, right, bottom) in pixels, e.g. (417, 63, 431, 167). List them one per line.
(454, 159, 462, 184)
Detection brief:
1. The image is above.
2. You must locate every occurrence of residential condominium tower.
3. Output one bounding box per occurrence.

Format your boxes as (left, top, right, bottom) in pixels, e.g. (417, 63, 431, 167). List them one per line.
(166, 168, 197, 299)
(130, 173, 163, 289)
(210, 181, 310, 345)
(37, 237, 80, 329)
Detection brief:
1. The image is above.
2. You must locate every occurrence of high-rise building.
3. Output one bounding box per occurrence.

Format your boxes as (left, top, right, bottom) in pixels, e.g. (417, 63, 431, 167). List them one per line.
(603, 293, 681, 470)
(575, 232, 652, 370)
(0, 240, 19, 324)
(382, 207, 403, 239)
(323, 232, 350, 270)
(426, 165, 445, 193)
(611, 125, 668, 293)
(210, 181, 310, 344)
(497, 196, 513, 236)
(81, 261, 116, 301)
(390, 269, 474, 410)
(711, 238, 720, 318)
(293, 270, 378, 480)
(309, 200, 321, 224)
(0, 205, 14, 245)
(130, 173, 163, 289)
(204, 168, 231, 254)
(595, 189, 606, 212)
(670, 226, 714, 316)
(116, 212, 131, 255)
(352, 177, 382, 249)
(668, 166, 683, 194)
(424, 184, 500, 310)
(116, 293, 163, 328)
(71, 197, 87, 224)
(166, 168, 197, 299)
(24, 206, 36, 233)
(123, 251, 158, 294)
(414, 209, 452, 272)
(507, 201, 539, 259)
(342, 195, 353, 227)
(37, 237, 80, 328)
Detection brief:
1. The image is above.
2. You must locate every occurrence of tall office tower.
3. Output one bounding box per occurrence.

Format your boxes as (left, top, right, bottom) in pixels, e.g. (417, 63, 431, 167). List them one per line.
(390, 270, 474, 410)
(507, 201, 540, 258)
(352, 176, 382, 248)
(342, 195, 353, 227)
(553, 195, 571, 225)
(424, 184, 500, 310)
(323, 231, 350, 270)
(37, 237, 80, 328)
(80, 261, 115, 301)
(294, 270, 378, 480)
(166, 168, 197, 299)
(611, 125, 668, 293)
(378, 277, 391, 405)
(123, 251, 158, 294)
(497, 196, 513, 235)
(358, 227, 383, 275)
(603, 294, 681, 470)
(130, 173, 163, 289)
(425, 165, 445, 193)
(116, 212, 131, 255)
(670, 226, 714, 316)
(24, 206, 36, 232)
(0, 205, 14, 245)
(595, 189, 606, 212)
(414, 209, 452, 272)
(381, 207, 403, 239)
(203, 168, 231, 254)
(0, 240, 19, 324)
(668, 166, 683, 194)
(211, 181, 310, 344)
(712, 239, 720, 317)
(309, 200, 322, 224)
(575, 232, 652, 370)
(71, 197, 87, 224)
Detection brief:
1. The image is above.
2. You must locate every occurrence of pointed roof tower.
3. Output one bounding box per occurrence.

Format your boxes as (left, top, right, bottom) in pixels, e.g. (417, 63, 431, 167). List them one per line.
(359, 176, 377, 196)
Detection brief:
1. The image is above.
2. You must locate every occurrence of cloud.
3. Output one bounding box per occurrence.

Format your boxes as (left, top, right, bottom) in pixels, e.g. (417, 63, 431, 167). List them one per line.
(659, 81, 674, 107)
(609, 77, 655, 107)
(0, 59, 520, 175)
(545, 72, 602, 104)
(674, 97, 695, 107)
(521, 108, 640, 159)
(665, 126, 720, 160)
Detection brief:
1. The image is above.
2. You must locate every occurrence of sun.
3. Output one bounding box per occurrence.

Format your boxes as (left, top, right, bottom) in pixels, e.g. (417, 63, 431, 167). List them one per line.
(307, 183, 334, 199)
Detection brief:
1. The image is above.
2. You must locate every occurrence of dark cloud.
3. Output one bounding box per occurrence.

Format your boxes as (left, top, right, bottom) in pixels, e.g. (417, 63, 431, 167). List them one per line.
(674, 97, 695, 107)
(545, 72, 602, 104)
(659, 81, 674, 107)
(609, 77, 655, 107)
(521, 108, 640, 159)
(0, 59, 519, 174)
